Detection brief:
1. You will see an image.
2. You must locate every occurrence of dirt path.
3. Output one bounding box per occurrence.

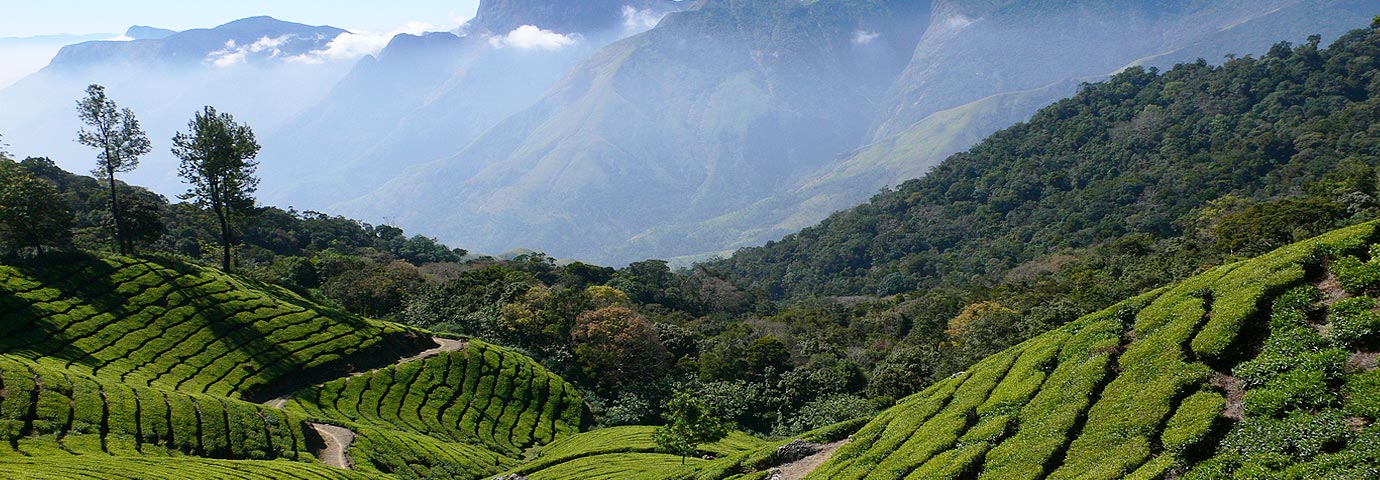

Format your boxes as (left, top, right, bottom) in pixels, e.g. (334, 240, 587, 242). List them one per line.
(264, 337, 467, 409)
(774, 440, 847, 480)
(261, 336, 467, 468)
(309, 423, 356, 469)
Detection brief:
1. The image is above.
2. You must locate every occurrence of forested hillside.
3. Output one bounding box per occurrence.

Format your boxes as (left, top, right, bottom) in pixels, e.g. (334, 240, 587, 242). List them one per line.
(716, 21, 1380, 301)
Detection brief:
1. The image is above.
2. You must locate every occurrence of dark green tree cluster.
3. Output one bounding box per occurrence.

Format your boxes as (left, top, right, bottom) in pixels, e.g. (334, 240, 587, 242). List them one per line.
(0, 156, 73, 257)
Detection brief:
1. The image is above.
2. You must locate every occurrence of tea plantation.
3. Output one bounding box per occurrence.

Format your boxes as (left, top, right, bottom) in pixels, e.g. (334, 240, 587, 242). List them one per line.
(0, 255, 430, 400)
(0, 254, 592, 478)
(6, 225, 1380, 478)
(807, 222, 1380, 479)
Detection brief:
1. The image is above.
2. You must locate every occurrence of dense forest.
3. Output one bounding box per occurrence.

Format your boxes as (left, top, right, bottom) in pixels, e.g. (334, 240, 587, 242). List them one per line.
(4, 20, 1380, 443)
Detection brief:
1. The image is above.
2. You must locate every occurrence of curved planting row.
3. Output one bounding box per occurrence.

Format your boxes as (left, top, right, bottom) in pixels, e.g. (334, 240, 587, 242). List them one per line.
(0, 256, 426, 399)
(0, 456, 377, 480)
(284, 340, 587, 456)
(807, 223, 1380, 479)
(347, 424, 517, 478)
(0, 354, 313, 462)
(509, 425, 770, 477)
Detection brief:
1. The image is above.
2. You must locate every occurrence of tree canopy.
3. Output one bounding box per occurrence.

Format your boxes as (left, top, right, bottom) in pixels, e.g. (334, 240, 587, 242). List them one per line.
(172, 106, 261, 272)
(76, 84, 150, 254)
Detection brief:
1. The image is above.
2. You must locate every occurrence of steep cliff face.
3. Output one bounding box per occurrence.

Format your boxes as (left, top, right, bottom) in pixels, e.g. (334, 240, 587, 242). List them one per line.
(337, 0, 929, 260)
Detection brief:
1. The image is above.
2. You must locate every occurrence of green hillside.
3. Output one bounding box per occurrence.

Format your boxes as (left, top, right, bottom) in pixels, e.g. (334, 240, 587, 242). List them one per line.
(0, 255, 431, 400)
(0, 456, 375, 480)
(0, 253, 602, 479)
(282, 340, 587, 456)
(714, 22, 1380, 300)
(806, 222, 1380, 479)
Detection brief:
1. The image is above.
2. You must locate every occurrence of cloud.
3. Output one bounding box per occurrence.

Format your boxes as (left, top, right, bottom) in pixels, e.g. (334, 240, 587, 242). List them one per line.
(622, 5, 665, 33)
(488, 25, 578, 51)
(851, 30, 880, 45)
(287, 21, 445, 64)
(206, 35, 290, 67)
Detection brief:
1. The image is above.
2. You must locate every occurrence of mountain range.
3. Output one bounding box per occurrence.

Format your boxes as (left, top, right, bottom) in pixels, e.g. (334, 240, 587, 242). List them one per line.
(0, 0, 1374, 264)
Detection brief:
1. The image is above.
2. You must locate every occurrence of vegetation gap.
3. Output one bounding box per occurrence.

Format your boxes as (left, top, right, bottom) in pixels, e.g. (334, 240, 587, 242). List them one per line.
(416, 355, 452, 434)
(190, 397, 205, 456)
(96, 383, 110, 454)
(218, 400, 234, 459)
(131, 389, 143, 453)
(475, 353, 506, 449)
(157, 392, 173, 450)
(1041, 324, 1130, 479)
(56, 374, 77, 455)
(436, 356, 471, 441)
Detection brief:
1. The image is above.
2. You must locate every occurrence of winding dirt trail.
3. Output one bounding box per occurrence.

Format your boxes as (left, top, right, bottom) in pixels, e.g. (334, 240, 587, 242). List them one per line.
(774, 440, 848, 480)
(261, 336, 467, 468)
(309, 423, 356, 469)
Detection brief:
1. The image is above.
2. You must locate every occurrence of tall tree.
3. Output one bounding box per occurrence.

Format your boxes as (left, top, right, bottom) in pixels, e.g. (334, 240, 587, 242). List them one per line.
(0, 159, 73, 257)
(171, 106, 261, 272)
(76, 84, 151, 255)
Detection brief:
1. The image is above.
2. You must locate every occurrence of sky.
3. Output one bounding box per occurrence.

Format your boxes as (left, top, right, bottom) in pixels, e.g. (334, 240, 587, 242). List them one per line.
(0, 1, 483, 87)
(0, 0, 483, 37)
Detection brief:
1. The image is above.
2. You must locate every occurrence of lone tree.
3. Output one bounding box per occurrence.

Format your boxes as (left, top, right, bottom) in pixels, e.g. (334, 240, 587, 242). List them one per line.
(171, 106, 261, 272)
(654, 391, 730, 464)
(0, 159, 73, 257)
(76, 84, 151, 255)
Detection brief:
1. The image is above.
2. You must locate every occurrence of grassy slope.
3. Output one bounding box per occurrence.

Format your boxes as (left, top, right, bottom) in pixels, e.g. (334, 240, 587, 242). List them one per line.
(283, 340, 588, 456)
(0, 255, 429, 400)
(0, 254, 596, 479)
(803, 221, 1380, 479)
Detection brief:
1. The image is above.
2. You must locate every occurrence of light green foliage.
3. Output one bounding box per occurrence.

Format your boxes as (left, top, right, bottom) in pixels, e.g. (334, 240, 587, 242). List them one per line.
(1329, 244, 1380, 292)
(285, 340, 585, 456)
(511, 425, 768, 478)
(0, 354, 311, 461)
(1328, 296, 1380, 348)
(804, 222, 1380, 480)
(1344, 370, 1380, 418)
(655, 392, 732, 464)
(1162, 390, 1224, 454)
(0, 456, 375, 479)
(347, 425, 516, 479)
(1050, 292, 1214, 480)
(0, 256, 421, 398)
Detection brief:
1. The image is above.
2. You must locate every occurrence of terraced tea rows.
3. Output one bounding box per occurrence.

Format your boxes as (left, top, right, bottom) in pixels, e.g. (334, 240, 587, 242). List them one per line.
(805, 222, 1380, 479)
(0, 256, 429, 399)
(0, 456, 381, 479)
(347, 425, 517, 478)
(283, 340, 588, 456)
(0, 353, 313, 461)
(502, 426, 771, 480)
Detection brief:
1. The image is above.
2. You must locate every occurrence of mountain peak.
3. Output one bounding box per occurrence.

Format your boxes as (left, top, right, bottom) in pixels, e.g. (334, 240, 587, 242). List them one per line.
(123, 25, 176, 40)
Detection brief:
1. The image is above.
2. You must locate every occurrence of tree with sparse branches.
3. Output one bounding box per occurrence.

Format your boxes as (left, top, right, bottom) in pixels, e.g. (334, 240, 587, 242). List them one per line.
(76, 84, 151, 255)
(171, 106, 261, 272)
(653, 391, 730, 464)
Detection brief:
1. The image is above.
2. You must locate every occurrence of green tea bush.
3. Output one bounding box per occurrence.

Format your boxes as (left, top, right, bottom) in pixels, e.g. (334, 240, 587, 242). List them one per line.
(1162, 390, 1224, 454)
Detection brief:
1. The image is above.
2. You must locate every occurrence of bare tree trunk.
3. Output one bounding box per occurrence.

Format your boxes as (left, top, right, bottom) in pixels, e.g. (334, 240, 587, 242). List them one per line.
(104, 151, 127, 255)
(214, 202, 231, 272)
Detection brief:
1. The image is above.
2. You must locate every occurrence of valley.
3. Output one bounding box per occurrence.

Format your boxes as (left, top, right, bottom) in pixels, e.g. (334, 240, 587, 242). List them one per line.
(2, 2, 1380, 479)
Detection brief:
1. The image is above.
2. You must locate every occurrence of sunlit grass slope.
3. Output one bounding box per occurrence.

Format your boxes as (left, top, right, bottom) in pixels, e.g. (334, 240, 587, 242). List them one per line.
(0, 255, 428, 400)
(283, 340, 589, 457)
(808, 222, 1380, 479)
